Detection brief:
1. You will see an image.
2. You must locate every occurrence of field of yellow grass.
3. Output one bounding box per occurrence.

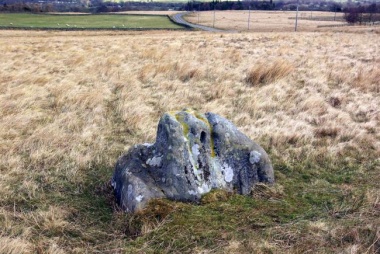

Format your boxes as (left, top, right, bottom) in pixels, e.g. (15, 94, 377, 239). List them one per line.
(0, 29, 379, 253)
(185, 10, 380, 32)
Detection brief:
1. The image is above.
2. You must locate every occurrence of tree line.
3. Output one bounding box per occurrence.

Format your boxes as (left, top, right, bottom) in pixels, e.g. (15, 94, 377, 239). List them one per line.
(0, 0, 344, 13)
(343, 3, 380, 24)
(185, 0, 275, 11)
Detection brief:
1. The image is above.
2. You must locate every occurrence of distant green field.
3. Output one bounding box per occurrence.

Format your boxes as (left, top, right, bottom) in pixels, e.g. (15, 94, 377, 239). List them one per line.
(0, 13, 183, 29)
(104, 0, 200, 2)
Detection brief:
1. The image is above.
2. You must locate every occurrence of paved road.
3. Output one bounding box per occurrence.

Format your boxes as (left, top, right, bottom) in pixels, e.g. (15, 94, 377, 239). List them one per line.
(172, 12, 228, 32)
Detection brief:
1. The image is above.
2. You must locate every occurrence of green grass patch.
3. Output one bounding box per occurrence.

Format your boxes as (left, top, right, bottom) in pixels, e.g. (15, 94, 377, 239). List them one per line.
(1, 148, 377, 253)
(0, 13, 183, 29)
(118, 150, 379, 252)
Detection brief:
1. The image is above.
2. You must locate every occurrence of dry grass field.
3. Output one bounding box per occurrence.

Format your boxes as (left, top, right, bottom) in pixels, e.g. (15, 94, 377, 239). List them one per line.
(184, 10, 378, 32)
(0, 28, 379, 253)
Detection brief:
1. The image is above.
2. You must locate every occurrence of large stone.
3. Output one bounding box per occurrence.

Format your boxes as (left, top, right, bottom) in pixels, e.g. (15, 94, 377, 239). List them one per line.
(112, 109, 274, 213)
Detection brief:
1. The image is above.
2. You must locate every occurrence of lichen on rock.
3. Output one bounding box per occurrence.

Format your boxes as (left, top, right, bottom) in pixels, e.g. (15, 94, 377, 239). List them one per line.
(112, 109, 274, 213)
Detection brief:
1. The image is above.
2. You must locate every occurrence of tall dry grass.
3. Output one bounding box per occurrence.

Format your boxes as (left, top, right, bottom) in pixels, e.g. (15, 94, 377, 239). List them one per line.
(0, 29, 379, 253)
(245, 59, 294, 86)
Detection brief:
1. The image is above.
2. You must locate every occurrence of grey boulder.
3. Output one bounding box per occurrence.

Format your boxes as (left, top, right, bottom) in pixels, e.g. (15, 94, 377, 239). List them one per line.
(112, 109, 274, 213)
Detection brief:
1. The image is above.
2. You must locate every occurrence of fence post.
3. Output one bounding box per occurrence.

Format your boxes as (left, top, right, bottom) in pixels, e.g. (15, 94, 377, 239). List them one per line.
(248, 6, 251, 30)
(213, 7, 216, 28)
(295, 0, 299, 31)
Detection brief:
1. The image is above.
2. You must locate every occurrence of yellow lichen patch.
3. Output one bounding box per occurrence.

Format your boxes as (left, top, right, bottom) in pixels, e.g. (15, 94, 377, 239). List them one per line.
(183, 108, 195, 114)
(174, 109, 217, 158)
(167, 111, 177, 117)
(194, 111, 209, 126)
(174, 113, 190, 137)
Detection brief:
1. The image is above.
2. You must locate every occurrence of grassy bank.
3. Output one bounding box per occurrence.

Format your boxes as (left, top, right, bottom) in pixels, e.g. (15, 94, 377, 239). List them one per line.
(0, 30, 379, 253)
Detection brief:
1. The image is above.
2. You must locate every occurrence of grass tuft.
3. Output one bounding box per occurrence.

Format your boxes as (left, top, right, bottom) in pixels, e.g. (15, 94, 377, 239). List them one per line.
(245, 60, 293, 86)
(126, 199, 182, 238)
(314, 126, 340, 138)
(251, 183, 284, 200)
(201, 189, 232, 204)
